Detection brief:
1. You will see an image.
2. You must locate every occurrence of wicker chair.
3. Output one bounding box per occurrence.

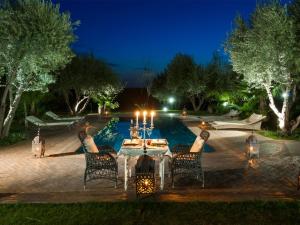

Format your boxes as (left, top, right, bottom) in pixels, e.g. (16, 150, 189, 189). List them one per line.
(171, 130, 210, 188)
(78, 131, 118, 190)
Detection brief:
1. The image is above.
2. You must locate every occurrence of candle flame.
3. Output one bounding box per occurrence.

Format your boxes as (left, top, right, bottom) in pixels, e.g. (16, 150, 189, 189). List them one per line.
(150, 111, 155, 116)
(143, 110, 147, 116)
(135, 111, 140, 116)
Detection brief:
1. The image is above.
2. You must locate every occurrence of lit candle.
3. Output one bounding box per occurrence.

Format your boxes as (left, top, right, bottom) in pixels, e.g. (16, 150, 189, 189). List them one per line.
(250, 146, 253, 152)
(135, 111, 140, 127)
(143, 110, 147, 123)
(150, 111, 155, 127)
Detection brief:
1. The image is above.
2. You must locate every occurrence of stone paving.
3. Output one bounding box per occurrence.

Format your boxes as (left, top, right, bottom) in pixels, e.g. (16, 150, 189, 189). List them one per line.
(0, 114, 300, 203)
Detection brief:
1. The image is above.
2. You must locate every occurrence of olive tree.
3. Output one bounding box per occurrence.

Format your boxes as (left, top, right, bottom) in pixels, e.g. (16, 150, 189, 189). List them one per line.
(56, 55, 121, 115)
(0, 0, 78, 138)
(166, 53, 205, 111)
(225, 1, 300, 134)
(91, 83, 124, 115)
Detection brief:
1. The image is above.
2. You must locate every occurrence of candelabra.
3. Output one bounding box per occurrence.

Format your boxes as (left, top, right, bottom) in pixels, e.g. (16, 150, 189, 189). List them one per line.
(130, 111, 155, 154)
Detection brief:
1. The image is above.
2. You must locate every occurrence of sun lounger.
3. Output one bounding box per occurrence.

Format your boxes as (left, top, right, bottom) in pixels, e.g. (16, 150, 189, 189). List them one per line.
(200, 109, 240, 122)
(26, 116, 75, 128)
(45, 111, 84, 121)
(211, 113, 266, 130)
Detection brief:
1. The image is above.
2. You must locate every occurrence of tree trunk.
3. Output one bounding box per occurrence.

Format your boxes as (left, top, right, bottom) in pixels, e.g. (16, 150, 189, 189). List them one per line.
(98, 104, 102, 115)
(63, 91, 74, 115)
(259, 95, 266, 114)
(24, 102, 28, 128)
(291, 114, 300, 133)
(0, 84, 10, 134)
(30, 101, 36, 114)
(1, 86, 23, 138)
(74, 96, 90, 115)
(189, 95, 204, 112)
(264, 84, 291, 134)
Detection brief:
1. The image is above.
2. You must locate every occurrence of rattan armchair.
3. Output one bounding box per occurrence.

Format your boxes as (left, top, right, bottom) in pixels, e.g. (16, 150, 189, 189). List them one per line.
(78, 131, 118, 190)
(170, 130, 210, 188)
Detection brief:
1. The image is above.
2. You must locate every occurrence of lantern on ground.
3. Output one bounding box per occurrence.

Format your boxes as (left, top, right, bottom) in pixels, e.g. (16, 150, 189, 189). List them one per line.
(298, 169, 300, 190)
(182, 106, 187, 117)
(32, 128, 45, 158)
(135, 154, 155, 197)
(245, 133, 259, 159)
(199, 121, 209, 130)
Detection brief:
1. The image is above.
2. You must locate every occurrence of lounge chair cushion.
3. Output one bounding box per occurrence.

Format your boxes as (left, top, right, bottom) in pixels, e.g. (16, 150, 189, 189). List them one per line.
(190, 136, 205, 153)
(83, 135, 99, 153)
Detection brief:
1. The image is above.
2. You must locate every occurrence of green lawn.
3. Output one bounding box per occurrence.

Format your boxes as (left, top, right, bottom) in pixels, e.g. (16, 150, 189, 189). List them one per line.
(1, 201, 300, 225)
(257, 130, 300, 141)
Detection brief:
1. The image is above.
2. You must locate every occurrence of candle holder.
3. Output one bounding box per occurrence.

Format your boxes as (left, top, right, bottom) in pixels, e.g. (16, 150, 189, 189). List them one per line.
(132, 111, 155, 154)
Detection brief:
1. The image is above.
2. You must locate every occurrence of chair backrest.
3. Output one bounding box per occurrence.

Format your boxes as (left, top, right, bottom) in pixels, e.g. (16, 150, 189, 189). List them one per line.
(200, 130, 210, 142)
(244, 113, 265, 124)
(226, 109, 240, 117)
(26, 116, 45, 126)
(46, 111, 60, 120)
(190, 136, 205, 153)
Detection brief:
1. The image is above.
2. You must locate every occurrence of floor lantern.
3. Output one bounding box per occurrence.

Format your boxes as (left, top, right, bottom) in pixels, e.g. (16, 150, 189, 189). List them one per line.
(32, 128, 45, 158)
(245, 132, 259, 159)
(297, 168, 300, 190)
(135, 154, 155, 197)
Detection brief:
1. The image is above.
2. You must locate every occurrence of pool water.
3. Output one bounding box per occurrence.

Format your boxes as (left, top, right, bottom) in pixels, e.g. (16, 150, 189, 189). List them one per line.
(92, 117, 215, 153)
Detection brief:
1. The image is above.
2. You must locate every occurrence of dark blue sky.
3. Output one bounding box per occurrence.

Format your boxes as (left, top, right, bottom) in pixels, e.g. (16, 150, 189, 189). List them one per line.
(55, 0, 290, 87)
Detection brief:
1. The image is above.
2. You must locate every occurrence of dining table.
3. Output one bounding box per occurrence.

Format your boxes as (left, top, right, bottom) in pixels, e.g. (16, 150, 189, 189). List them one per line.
(118, 138, 171, 191)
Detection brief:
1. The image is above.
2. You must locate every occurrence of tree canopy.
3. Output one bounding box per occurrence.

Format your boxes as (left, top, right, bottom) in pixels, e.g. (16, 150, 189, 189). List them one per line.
(56, 55, 122, 115)
(0, 0, 78, 138)
(225, 0, 300, 133)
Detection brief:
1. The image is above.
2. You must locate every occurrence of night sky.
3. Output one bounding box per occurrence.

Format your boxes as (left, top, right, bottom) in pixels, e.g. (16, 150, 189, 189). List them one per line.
(55, 0, 290, 87)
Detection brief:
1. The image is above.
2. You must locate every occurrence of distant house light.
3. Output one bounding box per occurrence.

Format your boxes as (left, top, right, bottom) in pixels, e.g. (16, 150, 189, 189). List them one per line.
(163, 107, 168, 112)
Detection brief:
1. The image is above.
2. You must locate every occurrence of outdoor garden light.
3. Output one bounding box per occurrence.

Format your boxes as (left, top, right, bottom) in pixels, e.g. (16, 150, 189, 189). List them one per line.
(182, 108, 187, 116)
(223, 102, 228, 107)
(32, 128, 45, 158)
(282, 92, 289, 98)
(163, 107, 168, 112)
(245, 133, 259, 159)
(135, 155, 155, 197)
(168, 97, 175, 104)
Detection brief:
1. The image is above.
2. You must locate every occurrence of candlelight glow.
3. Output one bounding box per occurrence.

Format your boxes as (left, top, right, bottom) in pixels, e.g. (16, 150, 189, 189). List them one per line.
(135, 111, 140, 116)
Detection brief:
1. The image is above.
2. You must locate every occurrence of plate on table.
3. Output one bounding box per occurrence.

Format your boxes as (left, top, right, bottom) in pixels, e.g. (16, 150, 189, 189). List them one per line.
(150, 139, 168, 147)
(123, 139, 141, 146)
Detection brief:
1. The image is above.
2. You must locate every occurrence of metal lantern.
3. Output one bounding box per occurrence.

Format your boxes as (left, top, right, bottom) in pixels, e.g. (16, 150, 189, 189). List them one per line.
(297, 168, 300, 190)
(32, 128, 45, 158)
(135, 155, 155, 197)
(246, 133, 259, 159)
(199, 121, 209, 130)
(182, 107, 187, 117)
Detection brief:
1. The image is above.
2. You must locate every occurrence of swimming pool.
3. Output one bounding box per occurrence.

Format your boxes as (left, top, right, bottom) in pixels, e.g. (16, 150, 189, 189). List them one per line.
(92, 117, 215, 153)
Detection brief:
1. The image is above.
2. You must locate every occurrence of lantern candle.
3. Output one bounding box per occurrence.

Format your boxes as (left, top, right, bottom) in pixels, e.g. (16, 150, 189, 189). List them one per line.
(135, 111, 140, 127)
(150, 111, 155, 127)
(143, 111, 147, 124)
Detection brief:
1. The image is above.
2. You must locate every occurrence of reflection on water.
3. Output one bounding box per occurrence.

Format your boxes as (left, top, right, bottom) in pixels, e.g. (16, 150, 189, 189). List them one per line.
(91, 117, 215, 153)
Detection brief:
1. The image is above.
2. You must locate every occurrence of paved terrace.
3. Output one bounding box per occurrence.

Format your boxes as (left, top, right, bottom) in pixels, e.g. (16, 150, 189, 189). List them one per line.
(0, 114, 300, 203)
